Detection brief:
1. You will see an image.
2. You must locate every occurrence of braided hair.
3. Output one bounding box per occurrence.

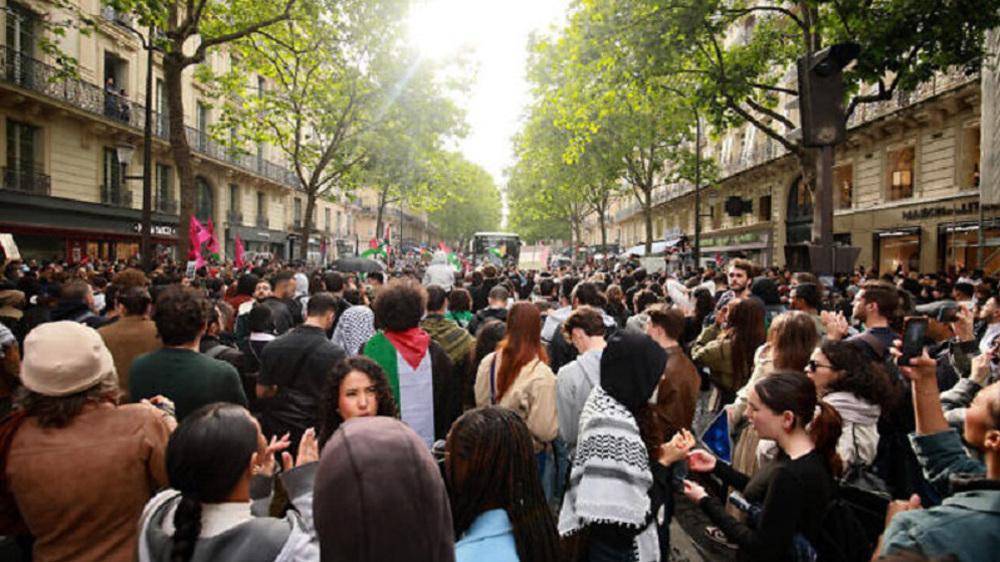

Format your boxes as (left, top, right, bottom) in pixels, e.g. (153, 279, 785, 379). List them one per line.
(445, 407, 559, 562)
(165, 403, 258, 562)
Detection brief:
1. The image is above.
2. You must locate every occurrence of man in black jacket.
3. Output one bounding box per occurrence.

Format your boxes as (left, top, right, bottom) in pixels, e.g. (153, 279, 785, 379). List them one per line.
(257, 293, 346, 448)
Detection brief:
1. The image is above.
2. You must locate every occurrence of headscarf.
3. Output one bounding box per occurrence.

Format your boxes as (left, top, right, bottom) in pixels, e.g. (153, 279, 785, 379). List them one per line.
(331, 306, 376, 355)
(600, 331, 668, 416)
(315, 417, 455, 562)
(293, 272, 309, 298)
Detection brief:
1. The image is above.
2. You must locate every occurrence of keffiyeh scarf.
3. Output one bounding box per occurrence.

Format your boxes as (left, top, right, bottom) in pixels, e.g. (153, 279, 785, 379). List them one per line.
(331, 306, 376, 355)
(558, 385, 660, 562)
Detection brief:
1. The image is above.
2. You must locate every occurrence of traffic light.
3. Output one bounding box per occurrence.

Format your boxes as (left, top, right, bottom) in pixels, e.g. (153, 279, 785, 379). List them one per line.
(797, 42, 860, 147)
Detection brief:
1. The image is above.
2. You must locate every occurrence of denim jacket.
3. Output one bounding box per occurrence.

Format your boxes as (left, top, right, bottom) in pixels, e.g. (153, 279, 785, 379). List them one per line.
(881, 430, 999, 560)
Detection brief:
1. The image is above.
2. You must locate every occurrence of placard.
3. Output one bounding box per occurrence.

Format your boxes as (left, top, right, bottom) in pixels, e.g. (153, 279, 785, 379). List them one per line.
(0, 234, 20, 261)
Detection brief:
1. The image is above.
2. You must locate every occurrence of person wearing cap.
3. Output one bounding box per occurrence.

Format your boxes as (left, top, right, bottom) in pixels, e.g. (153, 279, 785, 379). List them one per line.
(2, 321, 174, 562)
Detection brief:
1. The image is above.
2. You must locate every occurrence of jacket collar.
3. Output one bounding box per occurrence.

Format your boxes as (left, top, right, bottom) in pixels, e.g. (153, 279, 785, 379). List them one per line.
(946, 475, 1000, 513)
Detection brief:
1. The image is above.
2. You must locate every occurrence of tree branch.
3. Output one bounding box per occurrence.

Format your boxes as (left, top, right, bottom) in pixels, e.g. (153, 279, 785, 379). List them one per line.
(724, 96, 801, 156)
(184, 0, 296, 67)
(745, 97, 795, 130)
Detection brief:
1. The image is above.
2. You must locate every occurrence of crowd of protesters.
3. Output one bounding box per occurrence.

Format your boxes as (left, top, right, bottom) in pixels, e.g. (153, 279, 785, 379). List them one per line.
(0, 250, 997, 562)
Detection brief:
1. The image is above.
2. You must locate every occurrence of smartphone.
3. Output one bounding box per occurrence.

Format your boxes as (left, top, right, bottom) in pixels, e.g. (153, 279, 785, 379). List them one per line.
(898, 317, 928, 366)
(937, 306, 958, 323)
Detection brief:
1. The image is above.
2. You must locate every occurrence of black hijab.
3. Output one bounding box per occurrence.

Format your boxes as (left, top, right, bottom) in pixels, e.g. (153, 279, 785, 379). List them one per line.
(600, 331, 668, 415)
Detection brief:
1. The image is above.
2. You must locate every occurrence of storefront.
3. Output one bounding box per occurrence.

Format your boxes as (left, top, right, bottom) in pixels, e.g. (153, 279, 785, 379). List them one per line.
(873, 227, 922, 274)
(0, 190, 178, 262)
(227, 224, 288, 262)
(699, 226, 774, 268)
(938, 220, 1000, 276)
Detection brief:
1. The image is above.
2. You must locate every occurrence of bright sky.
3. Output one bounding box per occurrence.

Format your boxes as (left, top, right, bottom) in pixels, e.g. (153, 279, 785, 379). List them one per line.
(407, 0, 570, 189)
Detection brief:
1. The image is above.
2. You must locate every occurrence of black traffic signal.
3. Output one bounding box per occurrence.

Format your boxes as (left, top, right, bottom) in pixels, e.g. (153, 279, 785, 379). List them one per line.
(797, 42, 860, 147)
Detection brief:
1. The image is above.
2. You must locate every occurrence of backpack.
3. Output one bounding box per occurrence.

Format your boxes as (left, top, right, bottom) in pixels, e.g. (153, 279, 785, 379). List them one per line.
(816, 491, 878, 562)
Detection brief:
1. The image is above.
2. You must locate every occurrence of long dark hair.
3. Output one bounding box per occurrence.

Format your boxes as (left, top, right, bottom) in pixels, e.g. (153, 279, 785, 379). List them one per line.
(446, 407, 559, 561)
(755, 371, 843, 476)
(726, 298, 767, 387)
(318, 356, 398, 449)
(165, 403, 259, 562)
(820, 340, 894, 411)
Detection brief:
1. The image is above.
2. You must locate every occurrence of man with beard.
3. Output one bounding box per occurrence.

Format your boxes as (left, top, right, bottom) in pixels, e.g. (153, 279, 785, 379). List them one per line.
(703, 259, 754, 326)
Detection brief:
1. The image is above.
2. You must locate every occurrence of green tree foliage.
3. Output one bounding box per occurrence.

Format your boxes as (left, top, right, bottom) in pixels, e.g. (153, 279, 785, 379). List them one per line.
(105, 0, 299, 261)
(426, 153, 502, 247)
(200, 0, 465, 256)
(570, 0, 1000, 228)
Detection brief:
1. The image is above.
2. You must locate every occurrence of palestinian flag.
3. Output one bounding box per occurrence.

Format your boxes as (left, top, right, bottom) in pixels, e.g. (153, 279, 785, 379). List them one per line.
(361, 237, 388, 259)
(363, 331, 436, 447)
(439, 242, 460, 269)
(489, 246, 506, 259)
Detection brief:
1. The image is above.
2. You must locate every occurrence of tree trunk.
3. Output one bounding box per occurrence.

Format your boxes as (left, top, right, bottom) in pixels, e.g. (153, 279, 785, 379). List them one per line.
(598, 207, 607, 248)
(643, 188, 654, 255)
(165, 54, 194, 264)
(300, 189, 316, 260)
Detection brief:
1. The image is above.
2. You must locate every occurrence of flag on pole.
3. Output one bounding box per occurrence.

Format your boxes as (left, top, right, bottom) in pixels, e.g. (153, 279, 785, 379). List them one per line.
(383, 222, 392, 244)
(320, 236, 328, 263)
(189, 216, 212, 260)
(233, 234, 245, 268)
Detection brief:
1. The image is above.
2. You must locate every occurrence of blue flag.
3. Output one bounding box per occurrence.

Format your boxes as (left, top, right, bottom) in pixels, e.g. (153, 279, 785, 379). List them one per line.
(700, 410, 732, 464)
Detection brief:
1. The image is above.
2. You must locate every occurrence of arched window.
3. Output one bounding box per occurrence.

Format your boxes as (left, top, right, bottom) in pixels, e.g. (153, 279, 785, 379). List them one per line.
(195, 176, 213, 222)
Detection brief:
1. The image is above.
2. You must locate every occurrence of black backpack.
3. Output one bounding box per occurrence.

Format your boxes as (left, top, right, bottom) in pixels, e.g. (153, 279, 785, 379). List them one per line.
(816, 488, 883, 562)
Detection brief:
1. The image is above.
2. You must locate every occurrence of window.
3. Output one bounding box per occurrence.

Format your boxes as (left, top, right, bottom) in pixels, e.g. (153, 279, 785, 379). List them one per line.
(257, 191, 265, 218)
(6, 2, 37, 88)
(196, 102, 209, 151)
(336, 210, 342, 235)
(102, 147, 125, 205)
(834, 163, 854, 209)
(229, 184, 239, 213)
(325, 208, 331, 231)
(155, 78, 168, 136)
(758, 195, 772, 222)
(294, 197, 302, 226)
(961, 125, 981, 190)
(155, 164, 172, 212)
(195, 177, 213, 222)
(887, 146, 915, 201)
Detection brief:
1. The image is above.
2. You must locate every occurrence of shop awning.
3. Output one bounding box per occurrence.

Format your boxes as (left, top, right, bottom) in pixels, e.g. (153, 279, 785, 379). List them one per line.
(625, 237, 683, 256)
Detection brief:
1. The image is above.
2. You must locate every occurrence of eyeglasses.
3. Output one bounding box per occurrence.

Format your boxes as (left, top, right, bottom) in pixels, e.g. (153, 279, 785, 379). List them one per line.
(806, 359, 835, 372)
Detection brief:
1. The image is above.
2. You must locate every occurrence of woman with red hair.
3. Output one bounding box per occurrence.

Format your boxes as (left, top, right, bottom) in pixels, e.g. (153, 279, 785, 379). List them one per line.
(474, 302, 558, 453)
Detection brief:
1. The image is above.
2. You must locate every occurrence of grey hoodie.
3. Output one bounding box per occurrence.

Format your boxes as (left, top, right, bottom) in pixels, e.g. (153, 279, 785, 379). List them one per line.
(556, 349, 604, 456)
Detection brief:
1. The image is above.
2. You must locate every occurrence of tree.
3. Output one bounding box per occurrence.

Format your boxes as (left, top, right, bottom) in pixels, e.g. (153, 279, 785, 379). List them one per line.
(515, 19, 703, 254)
(426, 154, 502, 248)
(569, 0, 1000, 245)
(108, 0, 300, 261)
(204, 0, 464, 257)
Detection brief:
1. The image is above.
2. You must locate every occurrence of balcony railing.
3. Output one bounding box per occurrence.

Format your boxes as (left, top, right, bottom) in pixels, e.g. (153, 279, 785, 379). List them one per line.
(155, 197, 178, 214)
(102, 186, 133, 207)
(256, 215, 269, 228)
(1, 166, 51, 195)
(0, 45, 300, 189)
(227, 210, 244, 225)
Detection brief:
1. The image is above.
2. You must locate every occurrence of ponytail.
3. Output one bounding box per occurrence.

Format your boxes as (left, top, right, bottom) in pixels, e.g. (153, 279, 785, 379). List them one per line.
(755, 370, 844, 476)
(171, 495, 202, 562)
(809, 401, 844, 477)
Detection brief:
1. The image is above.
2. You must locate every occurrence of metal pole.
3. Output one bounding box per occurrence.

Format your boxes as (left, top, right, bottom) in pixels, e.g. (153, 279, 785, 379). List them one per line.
(979, 193, 985, 270)
(140, 25, 155, 272)
(693, 108, 702, 270)
(813, 145, 835, 274)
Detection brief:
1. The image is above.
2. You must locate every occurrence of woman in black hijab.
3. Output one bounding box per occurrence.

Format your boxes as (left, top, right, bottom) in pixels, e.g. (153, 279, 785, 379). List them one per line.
(558, 331, 695, 562)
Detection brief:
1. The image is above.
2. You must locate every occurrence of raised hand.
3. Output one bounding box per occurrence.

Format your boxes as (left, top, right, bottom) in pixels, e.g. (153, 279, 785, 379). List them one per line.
(658, 429, 696, 466)
(255, 432, 291, 477)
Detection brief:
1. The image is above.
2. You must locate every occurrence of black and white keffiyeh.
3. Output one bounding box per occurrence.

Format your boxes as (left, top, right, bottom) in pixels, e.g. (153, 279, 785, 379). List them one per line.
(558, 385, 660, 562)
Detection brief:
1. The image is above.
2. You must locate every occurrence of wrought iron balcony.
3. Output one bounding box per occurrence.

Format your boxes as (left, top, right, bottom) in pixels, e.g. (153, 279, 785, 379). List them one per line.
(0, 45, 300, 189)
(256, 215, 269, 228)
(102, 186, 133, 207)
(1, 166, 51, 195)
(155, 197, 178, 214)
(227, 210, 244, 224)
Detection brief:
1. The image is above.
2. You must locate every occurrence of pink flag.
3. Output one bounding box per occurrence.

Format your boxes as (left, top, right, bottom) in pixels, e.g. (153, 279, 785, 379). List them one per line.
(205, 218, 221, 256)
(234, 234, 245, 268)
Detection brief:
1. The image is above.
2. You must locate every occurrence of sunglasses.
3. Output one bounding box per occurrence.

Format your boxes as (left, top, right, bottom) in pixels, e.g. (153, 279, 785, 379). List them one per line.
(806, 359, 835, 372)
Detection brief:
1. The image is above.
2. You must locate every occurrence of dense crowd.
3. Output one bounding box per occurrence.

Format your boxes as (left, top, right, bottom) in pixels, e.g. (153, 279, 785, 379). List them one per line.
(0, 252, 996, 562)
